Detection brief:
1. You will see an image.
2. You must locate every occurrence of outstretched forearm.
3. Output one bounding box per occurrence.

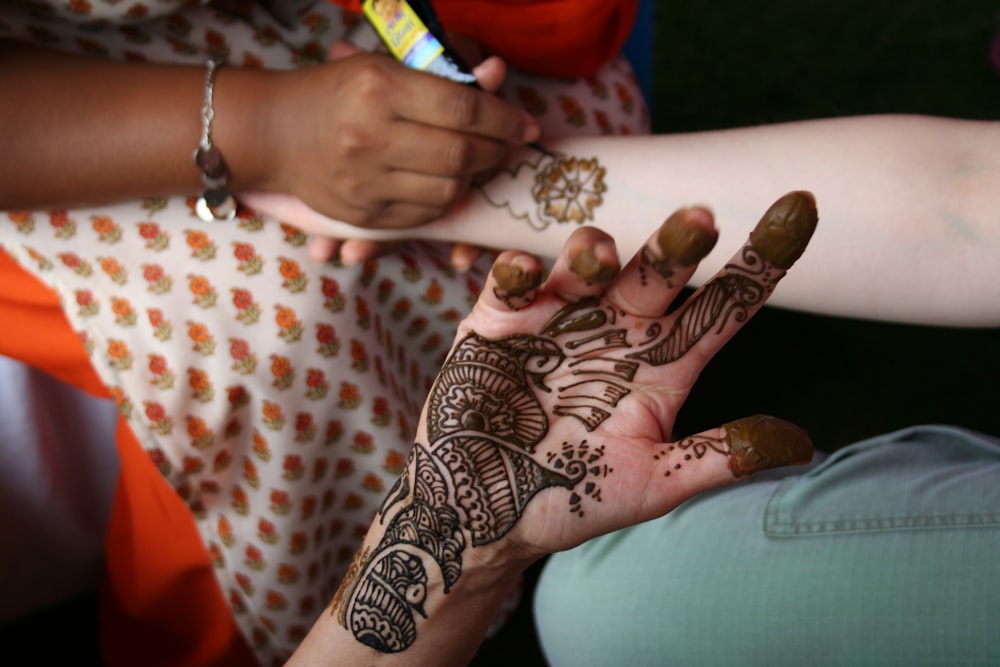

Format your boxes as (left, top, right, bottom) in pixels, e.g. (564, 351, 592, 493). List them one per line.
(447, 115, 1000, 326)
(264, 114, 1000, 326)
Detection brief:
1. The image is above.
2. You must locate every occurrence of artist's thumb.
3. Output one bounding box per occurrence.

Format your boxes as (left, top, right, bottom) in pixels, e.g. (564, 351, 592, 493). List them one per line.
(328, 39, 363, 61)
(473, 56, 507, 93)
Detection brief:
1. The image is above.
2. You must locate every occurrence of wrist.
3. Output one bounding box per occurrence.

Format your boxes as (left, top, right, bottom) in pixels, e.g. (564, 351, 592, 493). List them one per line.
(211, 64, 278, 194)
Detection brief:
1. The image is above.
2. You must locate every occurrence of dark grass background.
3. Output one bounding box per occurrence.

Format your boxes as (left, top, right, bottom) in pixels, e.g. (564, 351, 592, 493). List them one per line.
(4, 2, 999, 664)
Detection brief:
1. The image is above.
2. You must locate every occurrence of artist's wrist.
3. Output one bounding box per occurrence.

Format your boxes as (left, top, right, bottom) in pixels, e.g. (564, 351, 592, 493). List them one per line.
(210, 64, 280, 195)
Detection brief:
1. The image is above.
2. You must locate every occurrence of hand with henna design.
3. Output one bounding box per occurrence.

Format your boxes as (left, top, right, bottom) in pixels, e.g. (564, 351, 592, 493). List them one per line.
(289, 191, 818, 666)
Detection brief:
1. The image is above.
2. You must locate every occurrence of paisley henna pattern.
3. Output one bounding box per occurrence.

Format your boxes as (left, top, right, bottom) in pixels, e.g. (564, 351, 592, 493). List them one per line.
(337, 241, 786, 653)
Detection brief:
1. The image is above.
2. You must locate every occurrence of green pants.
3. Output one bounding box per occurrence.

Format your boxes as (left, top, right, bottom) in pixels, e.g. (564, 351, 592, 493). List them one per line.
(535, 425, 1000, 666)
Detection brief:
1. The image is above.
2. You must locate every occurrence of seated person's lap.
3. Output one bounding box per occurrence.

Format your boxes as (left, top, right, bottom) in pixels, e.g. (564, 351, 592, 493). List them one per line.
(536, 425, 1000, 666)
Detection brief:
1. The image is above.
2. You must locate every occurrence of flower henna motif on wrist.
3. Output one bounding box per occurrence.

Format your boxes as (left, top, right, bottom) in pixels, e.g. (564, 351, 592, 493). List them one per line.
(531, 157, 607, 227)
(476, 154, 608, 230)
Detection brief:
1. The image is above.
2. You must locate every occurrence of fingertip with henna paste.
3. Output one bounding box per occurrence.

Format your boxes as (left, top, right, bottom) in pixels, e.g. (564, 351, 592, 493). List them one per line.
(644, 207, 719, 279)
(749, 191, 819, 270)
(491, 253, 543, 310)
(568, 241, 618, 287)
(723, 415, 814, 477)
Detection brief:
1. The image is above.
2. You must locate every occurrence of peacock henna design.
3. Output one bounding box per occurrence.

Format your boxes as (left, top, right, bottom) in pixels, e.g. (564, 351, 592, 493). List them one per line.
(424, 333, 564, 450)
(475, 153, 608, 231)
(337, 333, 587, 652)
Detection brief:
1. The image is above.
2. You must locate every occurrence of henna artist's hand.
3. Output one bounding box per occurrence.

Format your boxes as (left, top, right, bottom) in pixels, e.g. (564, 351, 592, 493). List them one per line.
(243, 40, 510, 266)
(318, 192, 819, 661)
(260, 50, 531, 229)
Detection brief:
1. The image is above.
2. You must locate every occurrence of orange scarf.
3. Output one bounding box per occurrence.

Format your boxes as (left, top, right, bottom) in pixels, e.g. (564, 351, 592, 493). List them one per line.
(332, 0, 639, 77)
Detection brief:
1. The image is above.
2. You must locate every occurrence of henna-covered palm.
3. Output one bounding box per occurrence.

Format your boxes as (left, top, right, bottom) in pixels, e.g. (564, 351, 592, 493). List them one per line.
(336, 192, 818, 653)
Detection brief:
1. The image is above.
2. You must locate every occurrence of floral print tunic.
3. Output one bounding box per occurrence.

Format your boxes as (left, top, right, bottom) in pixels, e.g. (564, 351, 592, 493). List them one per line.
(0, 1, 648, 662)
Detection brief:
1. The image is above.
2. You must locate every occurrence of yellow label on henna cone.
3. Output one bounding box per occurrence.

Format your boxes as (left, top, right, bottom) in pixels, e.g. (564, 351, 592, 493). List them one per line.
(748, 191, 818, 270)
(362, 0, 476, 84)
(364, 0, 554, 156)
(723, 415, 813, 477)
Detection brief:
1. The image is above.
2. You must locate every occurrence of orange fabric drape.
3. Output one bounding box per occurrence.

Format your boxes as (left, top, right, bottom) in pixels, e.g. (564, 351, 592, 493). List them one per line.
(0, 249, 253, 667)
(100, 416, 257, 667)
(0, 250, 108, 398)
(331, 0, 640, 78)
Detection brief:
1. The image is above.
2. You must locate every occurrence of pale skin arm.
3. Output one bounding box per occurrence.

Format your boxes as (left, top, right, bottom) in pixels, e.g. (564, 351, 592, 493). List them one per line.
(246, 114, 1000, 327)
(287, 192, 818, 666)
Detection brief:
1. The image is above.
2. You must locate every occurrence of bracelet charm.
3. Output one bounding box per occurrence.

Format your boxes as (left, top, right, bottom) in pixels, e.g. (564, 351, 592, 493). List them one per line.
(194, 59, 237, 222)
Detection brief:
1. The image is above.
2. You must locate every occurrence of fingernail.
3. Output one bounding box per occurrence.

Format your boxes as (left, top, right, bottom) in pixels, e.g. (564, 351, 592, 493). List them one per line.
(723, 415, 813, 477)
(748, 191, 818, 269)
(522, 116, 541, 143)
(644, 208, 719, 278)
(569, 244, 617, 286)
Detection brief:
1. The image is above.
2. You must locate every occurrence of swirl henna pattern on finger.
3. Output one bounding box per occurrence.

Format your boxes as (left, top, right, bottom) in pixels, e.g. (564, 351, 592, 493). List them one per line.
(333, 192, 818, 654)
(475, 154, 608, 230)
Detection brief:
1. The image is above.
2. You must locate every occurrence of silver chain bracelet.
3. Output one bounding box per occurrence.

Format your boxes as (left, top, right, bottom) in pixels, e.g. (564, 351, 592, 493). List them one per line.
(194, 59, 237, 222)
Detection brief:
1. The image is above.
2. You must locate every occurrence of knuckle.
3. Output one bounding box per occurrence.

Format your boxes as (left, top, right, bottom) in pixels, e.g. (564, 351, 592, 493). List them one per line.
(337, 173, 370, 203)
(342, 207, 378, 229)
(335, 125, 375, 158)
(446, 88, 479, 128)
(435, 177, 464, 206)
(441, 138, 473, 173)
(351, 60, 393, 99)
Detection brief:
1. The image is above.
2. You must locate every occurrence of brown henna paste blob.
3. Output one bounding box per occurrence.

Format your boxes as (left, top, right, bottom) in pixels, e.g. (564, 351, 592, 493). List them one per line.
(569, 246, 617, 286)
(492, 261, 542, 297)
(748, 191, 818, 270)
(724, 414, 813, 477)
(645, 209, 719, 277)
(541, 296, 606, 336)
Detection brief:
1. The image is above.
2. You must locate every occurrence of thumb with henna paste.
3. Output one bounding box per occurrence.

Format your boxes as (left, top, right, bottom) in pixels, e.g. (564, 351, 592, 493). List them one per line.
(725, 415, 814, 477)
